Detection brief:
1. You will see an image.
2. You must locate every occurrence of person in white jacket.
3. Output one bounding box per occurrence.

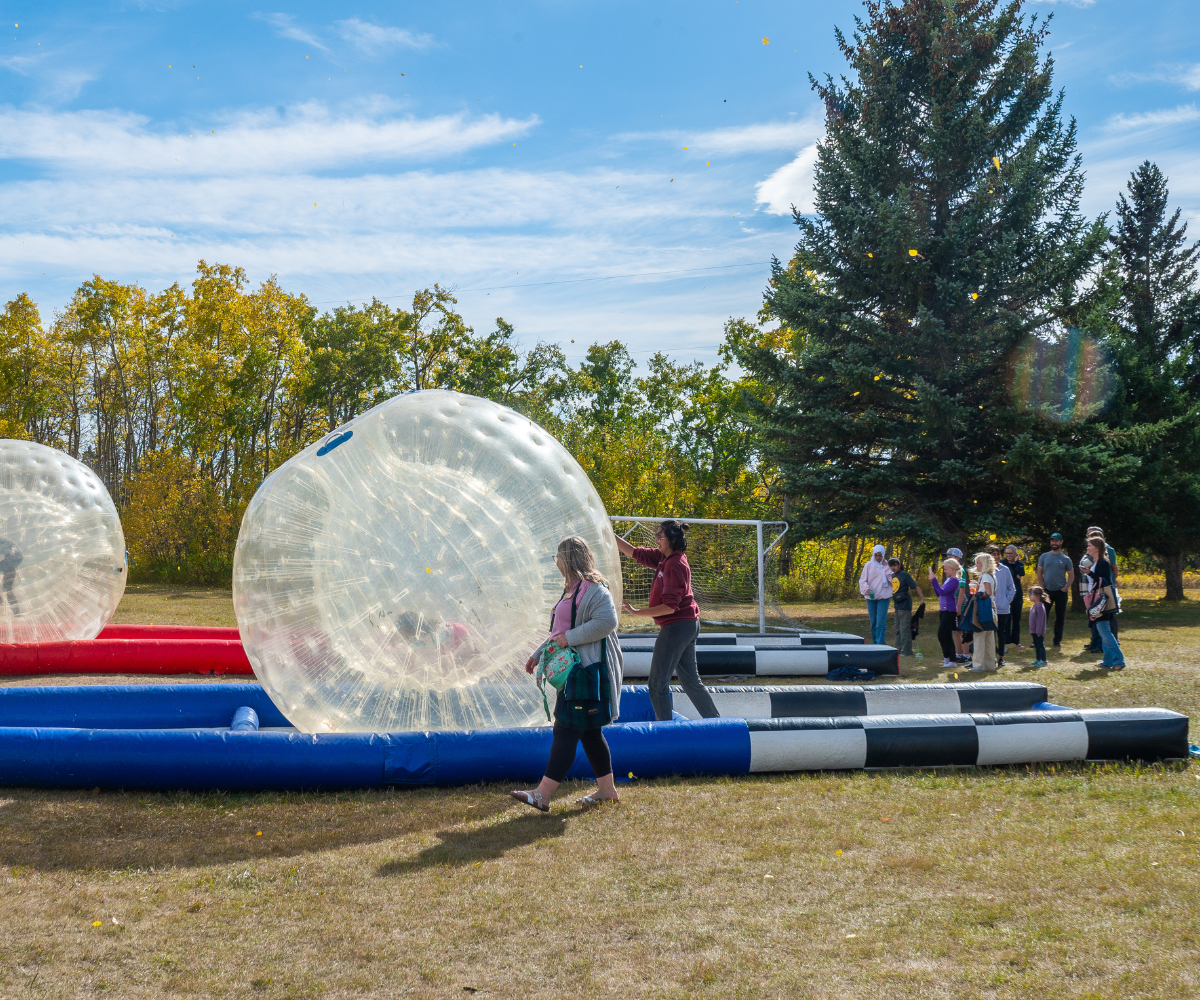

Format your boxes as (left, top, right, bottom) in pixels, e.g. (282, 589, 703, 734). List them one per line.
(858, 544, 893, 645)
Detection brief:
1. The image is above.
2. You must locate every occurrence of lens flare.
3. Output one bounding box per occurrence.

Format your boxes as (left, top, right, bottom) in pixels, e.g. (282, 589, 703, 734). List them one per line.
(1007, 328, 1114, 423)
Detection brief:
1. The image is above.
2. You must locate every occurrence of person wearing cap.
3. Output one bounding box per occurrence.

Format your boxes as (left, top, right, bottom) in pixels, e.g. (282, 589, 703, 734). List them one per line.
(1003, 545, 1025, 649)
(1036, 533, 1074, 648)
(858, 544, 892, 645)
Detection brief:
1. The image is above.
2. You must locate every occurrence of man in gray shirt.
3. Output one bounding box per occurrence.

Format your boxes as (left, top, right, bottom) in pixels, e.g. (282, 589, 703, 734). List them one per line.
(1036, 533, 1074, 648)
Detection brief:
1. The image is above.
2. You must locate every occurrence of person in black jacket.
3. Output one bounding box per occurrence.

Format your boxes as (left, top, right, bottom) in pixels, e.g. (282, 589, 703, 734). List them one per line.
(1002, 545, 1025, 649)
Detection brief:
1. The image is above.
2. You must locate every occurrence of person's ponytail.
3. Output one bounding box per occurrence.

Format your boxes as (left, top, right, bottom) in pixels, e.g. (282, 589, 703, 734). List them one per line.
(660, 520, 688, 553)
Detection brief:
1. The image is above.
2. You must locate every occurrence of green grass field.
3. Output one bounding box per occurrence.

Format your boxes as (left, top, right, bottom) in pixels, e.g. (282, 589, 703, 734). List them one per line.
(2, 586, 1198, 998)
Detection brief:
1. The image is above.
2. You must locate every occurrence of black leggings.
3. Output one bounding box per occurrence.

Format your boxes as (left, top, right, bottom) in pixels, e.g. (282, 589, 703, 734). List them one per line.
(937, 610, 958, 658)
(545, 724, 612, 783)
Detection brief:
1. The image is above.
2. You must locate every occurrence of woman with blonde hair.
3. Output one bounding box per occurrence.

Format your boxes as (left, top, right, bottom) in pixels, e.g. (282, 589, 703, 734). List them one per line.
(512, 535, 624, 812)
(965, 551, 999, 671)
(928, 557, 962, 669)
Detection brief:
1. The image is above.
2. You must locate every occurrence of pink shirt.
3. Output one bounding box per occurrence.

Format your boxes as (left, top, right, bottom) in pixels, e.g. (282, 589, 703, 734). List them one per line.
(551, 580, 592, 636)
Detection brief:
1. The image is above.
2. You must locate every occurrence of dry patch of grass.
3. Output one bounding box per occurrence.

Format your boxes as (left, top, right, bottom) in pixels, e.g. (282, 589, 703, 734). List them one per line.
(2, 585, 1199, 997)
(1, 767, 1198, 998)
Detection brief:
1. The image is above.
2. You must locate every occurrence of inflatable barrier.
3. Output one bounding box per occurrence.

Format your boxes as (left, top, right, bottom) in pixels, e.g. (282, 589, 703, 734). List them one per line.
(668, 682, 1050, 719)
(0, 683, 1187, 790)
(0, 638, 253, 676)
(620, 643, 900, 677)
(618, 631, 865, 647)
(1, 627, 889, 679)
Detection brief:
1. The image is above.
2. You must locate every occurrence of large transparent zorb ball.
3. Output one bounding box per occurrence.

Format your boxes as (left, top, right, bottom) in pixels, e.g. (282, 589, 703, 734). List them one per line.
(233, 390, 621, 733)
(0, 440, 127, 644)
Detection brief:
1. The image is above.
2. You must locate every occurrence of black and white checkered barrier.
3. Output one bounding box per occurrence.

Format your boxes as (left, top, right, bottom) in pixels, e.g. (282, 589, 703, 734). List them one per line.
(619, 631, 864, 647)
(619, 643, 899, 677)
(745, 708, 1190, 770)
(665, 682, 1049, 720)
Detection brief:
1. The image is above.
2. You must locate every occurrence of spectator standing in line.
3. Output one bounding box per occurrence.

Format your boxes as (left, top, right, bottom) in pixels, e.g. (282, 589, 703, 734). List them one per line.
(1079, 549, 1099, 652)
(1086, 528, 1120, 645)
(929, 557, 962, 669)
(1085, 536, 1125, 670)
(1027, 585, 1049, 666)
(967, 552, 998, 671)
(858, 544, 892, 645)
(1003, 545, 1025, 649)
(1036, 533, 1074, 649)
(945, 546, 970, 662)
(887, 558, 924, 657)
(987, 545, 1016, 668)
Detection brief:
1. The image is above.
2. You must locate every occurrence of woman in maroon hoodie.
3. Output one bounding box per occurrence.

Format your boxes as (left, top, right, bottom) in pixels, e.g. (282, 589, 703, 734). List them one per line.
(616, 520, 719, 721)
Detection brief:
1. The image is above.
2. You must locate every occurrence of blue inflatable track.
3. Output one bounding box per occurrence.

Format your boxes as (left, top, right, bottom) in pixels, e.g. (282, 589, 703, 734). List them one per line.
(0, 684, 1188, 790)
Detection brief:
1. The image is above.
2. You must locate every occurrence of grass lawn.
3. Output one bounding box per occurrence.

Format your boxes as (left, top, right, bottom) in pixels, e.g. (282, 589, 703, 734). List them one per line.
(1, 585, 1198, 998)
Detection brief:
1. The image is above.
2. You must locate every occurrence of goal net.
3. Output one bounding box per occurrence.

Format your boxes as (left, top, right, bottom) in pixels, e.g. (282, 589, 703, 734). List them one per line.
(611, 517, 806, 633)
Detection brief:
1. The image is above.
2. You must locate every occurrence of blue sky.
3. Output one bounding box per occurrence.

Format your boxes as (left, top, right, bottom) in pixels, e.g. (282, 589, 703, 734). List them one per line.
(2, 1, 1198, 368)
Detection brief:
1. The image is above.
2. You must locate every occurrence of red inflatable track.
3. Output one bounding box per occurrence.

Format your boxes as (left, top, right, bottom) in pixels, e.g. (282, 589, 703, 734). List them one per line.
(98, 624, 241, 641)
(0, 638, 254, 677)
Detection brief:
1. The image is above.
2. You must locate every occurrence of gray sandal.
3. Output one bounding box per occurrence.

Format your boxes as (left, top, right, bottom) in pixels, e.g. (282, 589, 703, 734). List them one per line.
(579, 793, 618, 806)
(511, 789, 549, 812)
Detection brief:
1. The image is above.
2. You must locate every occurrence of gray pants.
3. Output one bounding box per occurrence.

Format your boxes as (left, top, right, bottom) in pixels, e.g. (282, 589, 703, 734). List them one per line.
(893, 605, 912, 655)
(648, 619, 719, 721)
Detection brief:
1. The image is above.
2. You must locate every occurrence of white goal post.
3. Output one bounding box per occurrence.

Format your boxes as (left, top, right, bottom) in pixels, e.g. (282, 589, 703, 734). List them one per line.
(610, 516, 790, 633)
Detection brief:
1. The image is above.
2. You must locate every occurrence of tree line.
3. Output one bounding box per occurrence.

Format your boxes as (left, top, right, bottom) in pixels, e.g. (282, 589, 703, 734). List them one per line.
(0, 265, 772, 582)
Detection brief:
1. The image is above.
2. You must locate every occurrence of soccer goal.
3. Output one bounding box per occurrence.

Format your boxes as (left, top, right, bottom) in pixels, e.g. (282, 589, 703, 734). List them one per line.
(610, 516, 800, 633)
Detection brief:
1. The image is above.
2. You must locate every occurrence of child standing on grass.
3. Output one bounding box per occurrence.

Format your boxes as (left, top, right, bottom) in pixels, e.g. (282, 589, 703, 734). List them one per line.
(1027, 586, 1049, 667)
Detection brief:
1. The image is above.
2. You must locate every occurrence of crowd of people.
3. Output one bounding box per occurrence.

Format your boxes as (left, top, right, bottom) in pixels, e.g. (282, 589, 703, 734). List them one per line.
(860, 527, 1125, 672)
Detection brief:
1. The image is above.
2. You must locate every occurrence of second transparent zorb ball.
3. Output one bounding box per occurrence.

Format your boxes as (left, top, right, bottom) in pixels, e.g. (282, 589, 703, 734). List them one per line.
(0, 439, 127, 644)
(233, 390, 621, 733)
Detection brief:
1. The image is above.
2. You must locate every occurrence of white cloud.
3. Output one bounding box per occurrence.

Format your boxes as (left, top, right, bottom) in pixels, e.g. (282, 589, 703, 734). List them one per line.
(337, 19, 434, 55)
(1181, 64, 1200, 91)
(1102, 104, 1200, 134)
(0, 52, 96, 102)
(0, 104, 539, 175)
(755, 144, 819, 215)
(620, 115, 824, 155)
(254, 12, 328, 51)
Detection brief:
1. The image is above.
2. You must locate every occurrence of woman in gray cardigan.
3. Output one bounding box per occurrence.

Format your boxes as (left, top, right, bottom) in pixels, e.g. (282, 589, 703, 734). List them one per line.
(511, 536, 624, 812)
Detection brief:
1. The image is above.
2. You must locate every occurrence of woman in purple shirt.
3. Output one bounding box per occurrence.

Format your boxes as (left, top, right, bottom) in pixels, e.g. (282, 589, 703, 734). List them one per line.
(928, 557, 961, 669)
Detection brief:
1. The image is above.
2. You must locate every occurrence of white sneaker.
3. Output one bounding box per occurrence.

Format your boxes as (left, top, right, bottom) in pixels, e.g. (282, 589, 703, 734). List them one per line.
(970, 665, 988, 672)
(942, 659, 955, 668)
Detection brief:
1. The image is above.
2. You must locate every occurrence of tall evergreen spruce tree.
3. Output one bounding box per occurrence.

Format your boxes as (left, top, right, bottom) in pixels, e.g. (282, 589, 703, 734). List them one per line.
(1098, 162, 1200, 599)
(736, 0, 1109, 549)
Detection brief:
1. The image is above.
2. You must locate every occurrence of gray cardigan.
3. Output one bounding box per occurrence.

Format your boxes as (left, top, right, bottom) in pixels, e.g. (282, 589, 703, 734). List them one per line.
(533, 580, 624, 722)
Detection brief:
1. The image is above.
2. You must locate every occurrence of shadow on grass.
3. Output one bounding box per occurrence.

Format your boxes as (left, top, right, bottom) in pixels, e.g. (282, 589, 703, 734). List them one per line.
(0, 786, 515, 872)
(376, 809, 569, 876)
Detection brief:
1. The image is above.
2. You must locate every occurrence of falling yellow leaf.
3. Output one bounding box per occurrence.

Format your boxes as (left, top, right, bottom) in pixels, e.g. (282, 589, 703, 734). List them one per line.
(92, 920, 102, 927)
(867, 252, 873, 257)
(874, 375, 881, 381)
(313, 202, 317, 206)
(835, 849, 843, 856)
(852, 391, 860, 396)
(684, 146, 688, 150)
(971, 292, 979, 300)
(882, 56, 891, 67)
(670, 178, 674, 182)
(763, 37, 769, 44)
(256, 831, 263, 836)
(909, 249, 919, 256)
(992, 156, 1001, 169)
(426, 568, 432, 573)
(628, 772, 634, 778)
